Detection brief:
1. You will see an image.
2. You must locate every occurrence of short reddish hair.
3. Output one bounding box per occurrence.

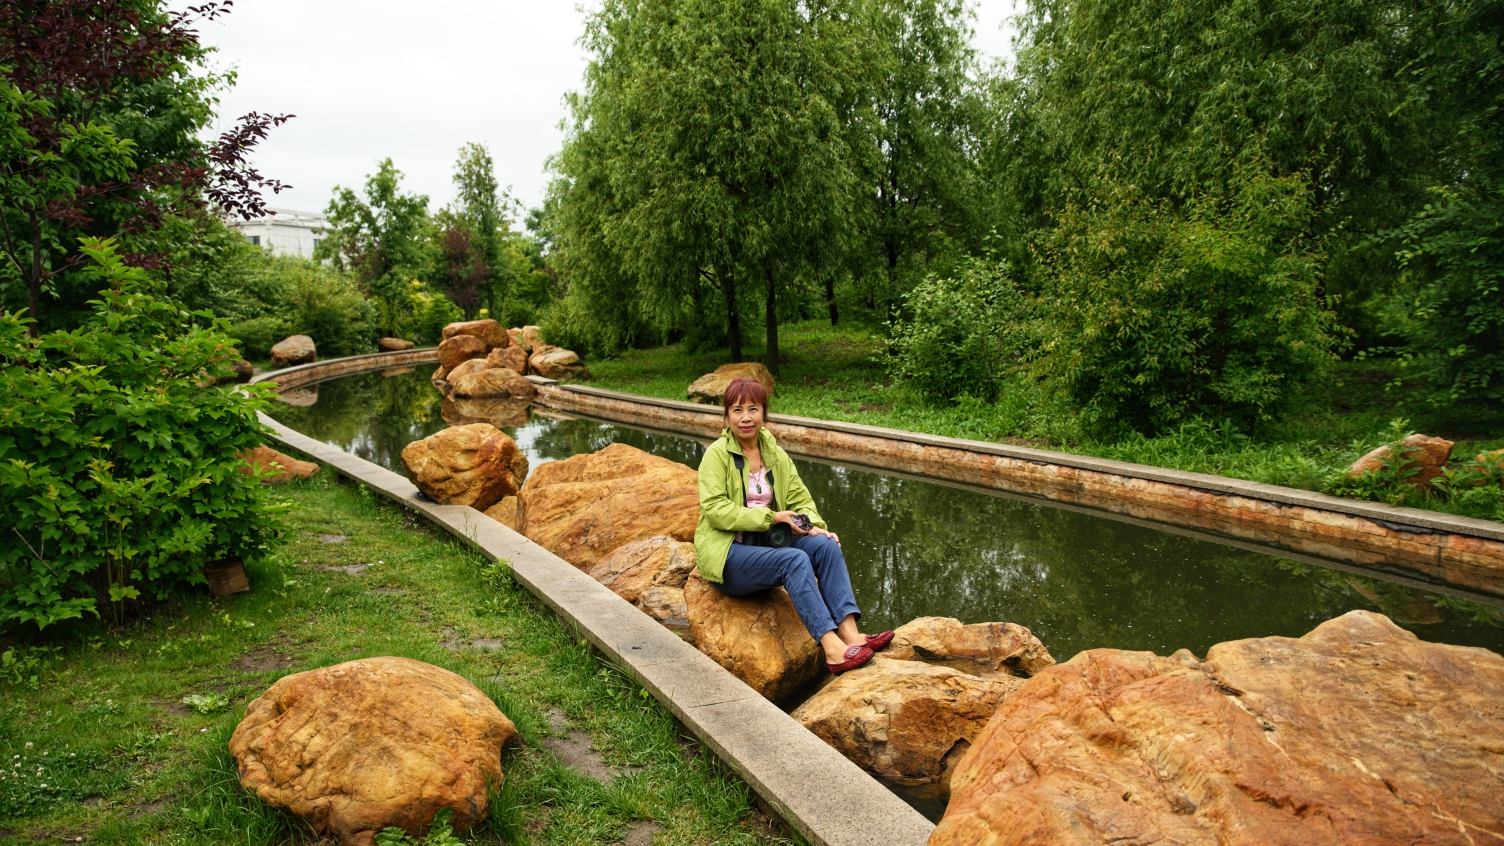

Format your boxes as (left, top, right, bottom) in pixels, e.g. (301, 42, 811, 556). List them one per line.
(722, 377, 769, 413)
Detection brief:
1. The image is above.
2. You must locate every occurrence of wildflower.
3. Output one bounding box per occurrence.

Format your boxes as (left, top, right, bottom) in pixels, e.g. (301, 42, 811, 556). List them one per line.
(24, 742, 32, 748)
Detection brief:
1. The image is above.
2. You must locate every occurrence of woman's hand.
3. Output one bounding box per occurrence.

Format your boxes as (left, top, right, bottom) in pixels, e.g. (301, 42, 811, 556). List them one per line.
(773, 510, 809, 535)
(810, 527, 841, 545)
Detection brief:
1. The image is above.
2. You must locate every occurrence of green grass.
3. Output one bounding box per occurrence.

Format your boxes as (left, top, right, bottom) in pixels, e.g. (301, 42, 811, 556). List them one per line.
(0, 473, 797, 846)
(585, 320, 1504, 521)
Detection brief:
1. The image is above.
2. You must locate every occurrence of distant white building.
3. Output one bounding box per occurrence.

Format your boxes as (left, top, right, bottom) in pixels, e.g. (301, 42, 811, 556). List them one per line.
(227, 208, 328, 258)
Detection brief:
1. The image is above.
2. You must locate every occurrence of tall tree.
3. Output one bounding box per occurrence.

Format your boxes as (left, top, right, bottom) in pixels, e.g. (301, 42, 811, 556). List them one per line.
(449, 142, 511, 319)
(316, 159, 430, 335)
(0, 0, 290, 333)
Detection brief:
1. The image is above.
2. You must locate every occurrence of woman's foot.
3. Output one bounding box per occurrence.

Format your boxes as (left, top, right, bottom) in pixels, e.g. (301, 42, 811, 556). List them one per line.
(864, 630, 894, 651)
(827, 644, 875, 674)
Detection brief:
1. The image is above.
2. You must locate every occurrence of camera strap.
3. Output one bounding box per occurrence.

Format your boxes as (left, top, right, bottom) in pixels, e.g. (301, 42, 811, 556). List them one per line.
(732, 452, 778, 546)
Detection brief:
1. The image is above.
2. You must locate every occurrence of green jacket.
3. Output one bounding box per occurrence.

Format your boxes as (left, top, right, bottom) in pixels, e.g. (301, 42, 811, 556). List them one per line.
(694, 427, 826, 583)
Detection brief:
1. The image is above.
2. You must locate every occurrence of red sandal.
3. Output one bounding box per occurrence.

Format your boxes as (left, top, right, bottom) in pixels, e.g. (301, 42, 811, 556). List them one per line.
(828, 645, 875, 674)
(864, 631, 894, 652)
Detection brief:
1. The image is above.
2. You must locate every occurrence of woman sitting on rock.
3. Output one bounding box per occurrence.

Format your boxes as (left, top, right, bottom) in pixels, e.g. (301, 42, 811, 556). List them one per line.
(693, 377, 892, 674)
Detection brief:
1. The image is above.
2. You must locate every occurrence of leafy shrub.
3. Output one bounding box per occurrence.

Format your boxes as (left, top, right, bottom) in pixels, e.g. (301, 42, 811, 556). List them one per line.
(277, 256, 376, 356)
(885, 254, 1027, 402)
(398, 285, 464, 346)
(224, 315, 288, 361)
(1032, 168, 1342, 436)
(0, 239, 284, 630)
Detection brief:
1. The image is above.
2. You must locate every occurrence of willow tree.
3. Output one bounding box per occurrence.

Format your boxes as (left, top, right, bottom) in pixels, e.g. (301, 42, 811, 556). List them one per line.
(550, 0, 870, 373)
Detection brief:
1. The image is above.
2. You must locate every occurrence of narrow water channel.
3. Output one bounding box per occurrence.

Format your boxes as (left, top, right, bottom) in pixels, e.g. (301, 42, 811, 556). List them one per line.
(267, 367, 1504, 659)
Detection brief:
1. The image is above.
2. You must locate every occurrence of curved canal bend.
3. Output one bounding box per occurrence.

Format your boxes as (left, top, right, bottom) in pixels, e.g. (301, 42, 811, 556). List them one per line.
(267, 366, 1504, 660)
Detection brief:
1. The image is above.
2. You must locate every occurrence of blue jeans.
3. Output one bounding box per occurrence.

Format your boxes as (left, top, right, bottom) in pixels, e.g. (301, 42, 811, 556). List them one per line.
(718, 535, 861, 641)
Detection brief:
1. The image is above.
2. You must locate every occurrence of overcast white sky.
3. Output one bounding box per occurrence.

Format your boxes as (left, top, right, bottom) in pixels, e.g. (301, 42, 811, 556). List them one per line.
(189, 1, 1020, 219)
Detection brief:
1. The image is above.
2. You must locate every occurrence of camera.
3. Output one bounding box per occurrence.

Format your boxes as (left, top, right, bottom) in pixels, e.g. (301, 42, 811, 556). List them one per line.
(765, 513, 813, 548)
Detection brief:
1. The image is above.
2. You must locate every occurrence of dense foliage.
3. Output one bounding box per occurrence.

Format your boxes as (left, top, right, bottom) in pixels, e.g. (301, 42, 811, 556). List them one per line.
(0, 240, 282, 630)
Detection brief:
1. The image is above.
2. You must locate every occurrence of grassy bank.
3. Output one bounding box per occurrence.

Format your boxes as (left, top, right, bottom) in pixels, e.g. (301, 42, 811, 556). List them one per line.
(586, 321, 1504, 521)
(0, 473, 795, 846)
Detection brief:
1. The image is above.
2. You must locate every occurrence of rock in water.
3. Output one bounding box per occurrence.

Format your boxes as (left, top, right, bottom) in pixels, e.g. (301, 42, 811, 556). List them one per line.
(528, 347, 589, 381)
(377, 337, 414, 351)
(440, 319, 510, 349)
(687, 362, 776, 404)
(431, 365, 449, 386)
(444, 357, 492, 385)
(930, 611, 1504, 846)
(684, 572, 822, 703)
(792, 657, 1023, 795)
(487, 344, 529, 375)
(587, 536, 696, 604)
(888, 617, 1054, 679)
(230, 657, 517, 846)
(269, 335, 317, 367)
(516, 443, 698, 570)
(450, 367, 538, 400)
(239, 445, 320, 484)
(401, 423, 528, 510)
(437, 334, 488, 371)
(1347, 433, 1455, 488)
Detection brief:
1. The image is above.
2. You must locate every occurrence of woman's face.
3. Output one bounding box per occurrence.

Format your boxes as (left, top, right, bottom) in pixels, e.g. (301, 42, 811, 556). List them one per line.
(726, 399, 765, 442)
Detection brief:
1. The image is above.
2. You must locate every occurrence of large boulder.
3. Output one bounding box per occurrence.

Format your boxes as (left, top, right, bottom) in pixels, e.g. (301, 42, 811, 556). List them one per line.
(519, 325, 546, 352)
(684, 572, 823, 703)
(515, 443, 699, 570)
(487, 344, 529, 376)
(270, 335, 317, 368)
(442, 397, 530, 430)
(441, 319, 510, 349)
(887, 617, 1054, 679)
(230, 359, 254, 383)
(437, 334, 488, 371)
(792, 657, 1024, 795)
(687, 362, 776, 405)
(431, 365, 449, 386)
(450, 367, 538, 400)
(507, 327, 530, 354)
(587, 535, 696, 604)
(483, 495, 523, 532)
(636, 585, 690, 635)
(528, 347, 589, 381)
(1347, 433, 1455, 488)
(444, 357, 492, 385)
(930, 611, 1504, 846)
(229, 657, 517, 846)
(239, 445, 320, 484)
(377, 337, 414, 351)
(400, 423, 528, 511)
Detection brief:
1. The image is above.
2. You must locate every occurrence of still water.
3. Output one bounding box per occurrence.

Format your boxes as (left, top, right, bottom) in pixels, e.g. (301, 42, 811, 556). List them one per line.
(268, 367, 1504, 659)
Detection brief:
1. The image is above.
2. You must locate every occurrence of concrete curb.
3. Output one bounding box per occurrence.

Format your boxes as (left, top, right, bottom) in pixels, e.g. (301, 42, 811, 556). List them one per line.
(254, 411, 935, 846)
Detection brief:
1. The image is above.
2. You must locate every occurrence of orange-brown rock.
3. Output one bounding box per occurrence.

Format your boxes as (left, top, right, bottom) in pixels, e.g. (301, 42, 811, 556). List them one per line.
(483, 496, 523, 532)
(586, 536, 696, 604)
(443, 357, 492, 385)
(442, 397, 530, 429)
(516, 443, 698, 570)
(431, 365, 448, 385)
(887, 617, 1054, 679)
(400, 423, 527, 510)
(528, 346, 589, 381)
(270, 334, 317, 367)
(377, 337, 414, 351)
(230, 358, 254, 383)
(437, 334, 488, 371)
(684, 572, 822, 703)
(440, 319, 509, 349)
(239, 445, 320, 484)
(276, 385, 318, 407)
(507, 327, 530, 354)
(687, 362, 776, 404)
(637, 585, 690, 635)
(1347, 433, 1455, 488)
(487, 344, 529, 375)
(229, 657, 517, 846)
(793, 658, 1023, 794)
(519, 325, 546, 352)
(930, 611, 1504, 846)
(449, 367, 538, 400)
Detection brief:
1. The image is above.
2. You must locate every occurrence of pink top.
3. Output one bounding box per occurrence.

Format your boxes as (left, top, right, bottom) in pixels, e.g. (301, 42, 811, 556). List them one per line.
(735, 467, 773, 544)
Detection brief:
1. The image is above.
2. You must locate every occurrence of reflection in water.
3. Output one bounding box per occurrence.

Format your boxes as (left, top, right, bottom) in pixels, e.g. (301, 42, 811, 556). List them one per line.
(269, 369, 1504, 660)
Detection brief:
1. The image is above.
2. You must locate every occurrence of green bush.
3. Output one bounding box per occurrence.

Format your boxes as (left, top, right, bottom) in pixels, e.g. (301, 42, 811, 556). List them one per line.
(885, 254, 1027, 402)
(224, 315, 288, 361)
(0, 239, 285, 630)
(1032, 168, 1342, 436)
(398, 286, 464, 346)
(276, 256, 376, 356)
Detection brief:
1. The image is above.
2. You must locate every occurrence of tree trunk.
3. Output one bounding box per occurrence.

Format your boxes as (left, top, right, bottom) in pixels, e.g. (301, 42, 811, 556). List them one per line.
(723, 269, 742, 363)
(765, 266, 780, 378)
(28, 212, 41, 337)
(825, 274, 839, 325)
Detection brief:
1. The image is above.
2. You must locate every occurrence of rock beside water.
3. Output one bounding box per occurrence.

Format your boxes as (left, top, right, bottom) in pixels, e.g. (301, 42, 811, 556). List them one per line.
(487, 344, 529, 375)
(587, 535, 696, 604)
(888, 617, 1054, 679)
(437, 334, 488, 371)
(930, 611, 1504, 846)
(230, 657, 517, 846)
(450, 366, 538, 400)
(441, 319, 510, 349)
(401, 423, 527, 510)
(684, 572, 823, 703)
(1347, 433, 1455, 487)
(377, 337, 413, 351)
(269, 334, 316, 367)
(687, 362, 776, 405)
(529, 346, 590, 381)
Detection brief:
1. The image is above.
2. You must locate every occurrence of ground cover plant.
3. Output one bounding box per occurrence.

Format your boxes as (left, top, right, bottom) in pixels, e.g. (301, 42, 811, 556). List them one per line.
(0, 472, 796, 846)
(585, 320, 1504, 522)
